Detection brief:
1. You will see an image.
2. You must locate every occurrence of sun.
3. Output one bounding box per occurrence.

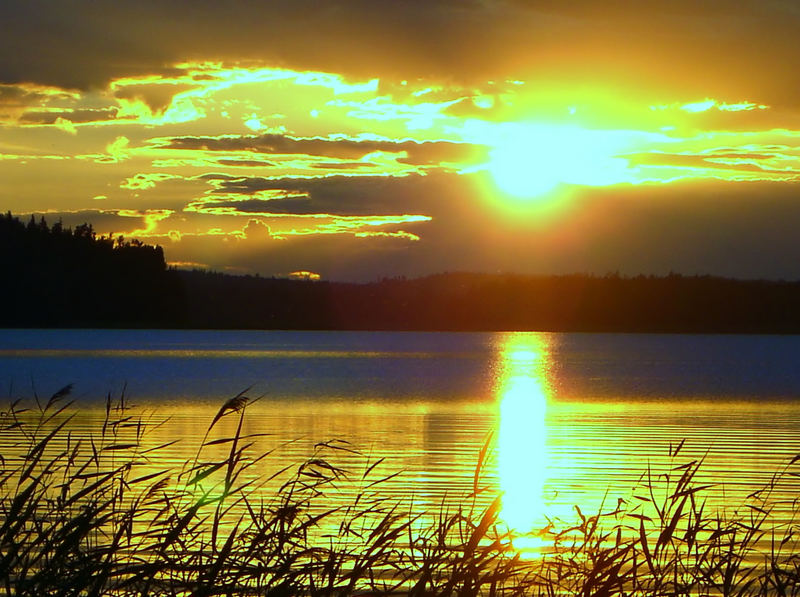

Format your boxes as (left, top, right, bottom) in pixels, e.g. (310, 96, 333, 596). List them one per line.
(488, 134, 567, 198)
(483, 123, 635, 199)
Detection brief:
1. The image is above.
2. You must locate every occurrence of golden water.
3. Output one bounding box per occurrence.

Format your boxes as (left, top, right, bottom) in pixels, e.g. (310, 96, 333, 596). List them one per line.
(3, 331, 800, 549)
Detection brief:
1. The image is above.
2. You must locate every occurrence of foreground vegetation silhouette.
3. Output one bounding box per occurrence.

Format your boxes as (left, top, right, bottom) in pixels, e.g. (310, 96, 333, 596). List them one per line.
(2, 388, 800, 596)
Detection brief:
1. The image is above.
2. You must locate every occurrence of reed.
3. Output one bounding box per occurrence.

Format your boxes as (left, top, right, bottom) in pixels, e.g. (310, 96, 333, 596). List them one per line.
(1, 388, 799, 596)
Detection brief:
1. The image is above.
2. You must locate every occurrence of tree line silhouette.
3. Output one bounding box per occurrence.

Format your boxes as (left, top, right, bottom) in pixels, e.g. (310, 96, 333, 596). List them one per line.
(4, 212, 800, 332)
(180, 270, 800, 333)
(0, 213, 185, 327)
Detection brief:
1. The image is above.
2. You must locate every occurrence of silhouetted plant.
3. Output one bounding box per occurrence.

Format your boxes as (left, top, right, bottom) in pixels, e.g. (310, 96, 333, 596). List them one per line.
(1, 389, 800, 595)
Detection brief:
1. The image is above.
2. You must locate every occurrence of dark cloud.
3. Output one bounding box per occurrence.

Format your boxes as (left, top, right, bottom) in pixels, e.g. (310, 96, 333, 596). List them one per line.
(0, 85, 30, 103)
(202, 197, 316, 216)
(701, 151, 781, 161)
(0, 1, 502, 88)
(311, 161, 370, 170)
(201, 172, 465, 216)
(19, 107, 120, 125)
(242, 218, 271, 239)
(113, 83, 200, 113)
(216, 159, 277, 168)
(197, 173, 241, 182)
(0, 84, 58, 105)
(2, 0, 799, 109)
(162, 134, 487, 165)
(627, 151, 799, 176)
(644, 105, 800, 134)
(0, 83, 78, 120)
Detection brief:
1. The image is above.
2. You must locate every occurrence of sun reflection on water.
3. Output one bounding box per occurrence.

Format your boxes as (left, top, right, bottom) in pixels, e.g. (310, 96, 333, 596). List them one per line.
(495, 332, 553, 547)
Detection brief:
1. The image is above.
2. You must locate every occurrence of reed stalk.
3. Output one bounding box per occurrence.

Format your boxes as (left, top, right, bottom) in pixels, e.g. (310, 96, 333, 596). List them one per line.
(1, 389, 799, 596)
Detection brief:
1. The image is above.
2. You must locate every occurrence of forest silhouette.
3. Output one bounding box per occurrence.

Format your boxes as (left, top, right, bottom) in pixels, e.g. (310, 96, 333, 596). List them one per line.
(0, 213, 185, 327)
(3, 212, 800, 332)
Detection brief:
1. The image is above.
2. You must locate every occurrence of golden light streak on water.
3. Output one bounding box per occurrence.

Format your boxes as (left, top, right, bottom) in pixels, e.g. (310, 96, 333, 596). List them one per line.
(495, 333, 554, 545)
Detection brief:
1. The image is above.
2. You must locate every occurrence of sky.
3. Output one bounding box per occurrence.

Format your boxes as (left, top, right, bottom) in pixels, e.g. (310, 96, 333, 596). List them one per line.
(2, 0, 800, 281)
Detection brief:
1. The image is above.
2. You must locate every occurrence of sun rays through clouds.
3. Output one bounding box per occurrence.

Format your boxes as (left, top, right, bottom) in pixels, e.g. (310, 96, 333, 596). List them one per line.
(3, 2, 800, 279)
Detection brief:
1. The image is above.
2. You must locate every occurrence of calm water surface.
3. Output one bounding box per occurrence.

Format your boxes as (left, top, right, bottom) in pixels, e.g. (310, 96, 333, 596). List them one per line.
(2, 329, 800, 539)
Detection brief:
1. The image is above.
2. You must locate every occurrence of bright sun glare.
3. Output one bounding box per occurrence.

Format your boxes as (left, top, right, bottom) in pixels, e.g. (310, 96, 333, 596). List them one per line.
(484, 123, 635, 199)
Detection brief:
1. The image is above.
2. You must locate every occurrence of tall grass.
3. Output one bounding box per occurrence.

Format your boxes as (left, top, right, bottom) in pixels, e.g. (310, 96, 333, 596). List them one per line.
(1, 388, 799, 596)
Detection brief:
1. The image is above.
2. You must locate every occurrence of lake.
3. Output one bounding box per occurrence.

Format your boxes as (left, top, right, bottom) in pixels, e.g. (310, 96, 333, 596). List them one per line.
(2, 329, 800, 544)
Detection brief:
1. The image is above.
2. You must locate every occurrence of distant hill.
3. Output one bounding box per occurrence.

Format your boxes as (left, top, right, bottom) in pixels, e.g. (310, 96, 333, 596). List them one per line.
(179, 269, 800, 333)
(4, 211, 800, 332)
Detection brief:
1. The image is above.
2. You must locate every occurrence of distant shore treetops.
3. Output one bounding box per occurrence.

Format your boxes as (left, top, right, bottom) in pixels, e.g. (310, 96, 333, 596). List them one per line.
(5, 211, 160, 251)
(4, 210, 800, 332)
(0, 212, 186, 327)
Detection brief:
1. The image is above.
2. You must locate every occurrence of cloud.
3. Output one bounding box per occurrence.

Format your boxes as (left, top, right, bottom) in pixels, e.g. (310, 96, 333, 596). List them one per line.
(310, 161, 370, 170)
(626, 146, 800, 182)
(106, 136, 130, 162)
(4, 0, 799, 111)
(112, 82, 201, 114)
(161, 222, 433, 281)
(158, 133, 487, 166)
(0, 83, 74, 104)
(0, 151, 70, 161)
(0, 2, 496, 88)
(4, 1, 800, 283)
(120, 173, 184, 190)
(0, 83, 81, 123)
(288, 270, 321, 281)
(216, 159, 277, 167)
(22, 178, 800, 282)
(243, 218, 271, 239)
(18, 108, 120, 125)
(196, 172, 468, 217)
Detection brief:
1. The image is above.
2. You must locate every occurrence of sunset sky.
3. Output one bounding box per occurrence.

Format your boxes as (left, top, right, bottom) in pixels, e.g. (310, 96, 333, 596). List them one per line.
(2, 1, 800, 281)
